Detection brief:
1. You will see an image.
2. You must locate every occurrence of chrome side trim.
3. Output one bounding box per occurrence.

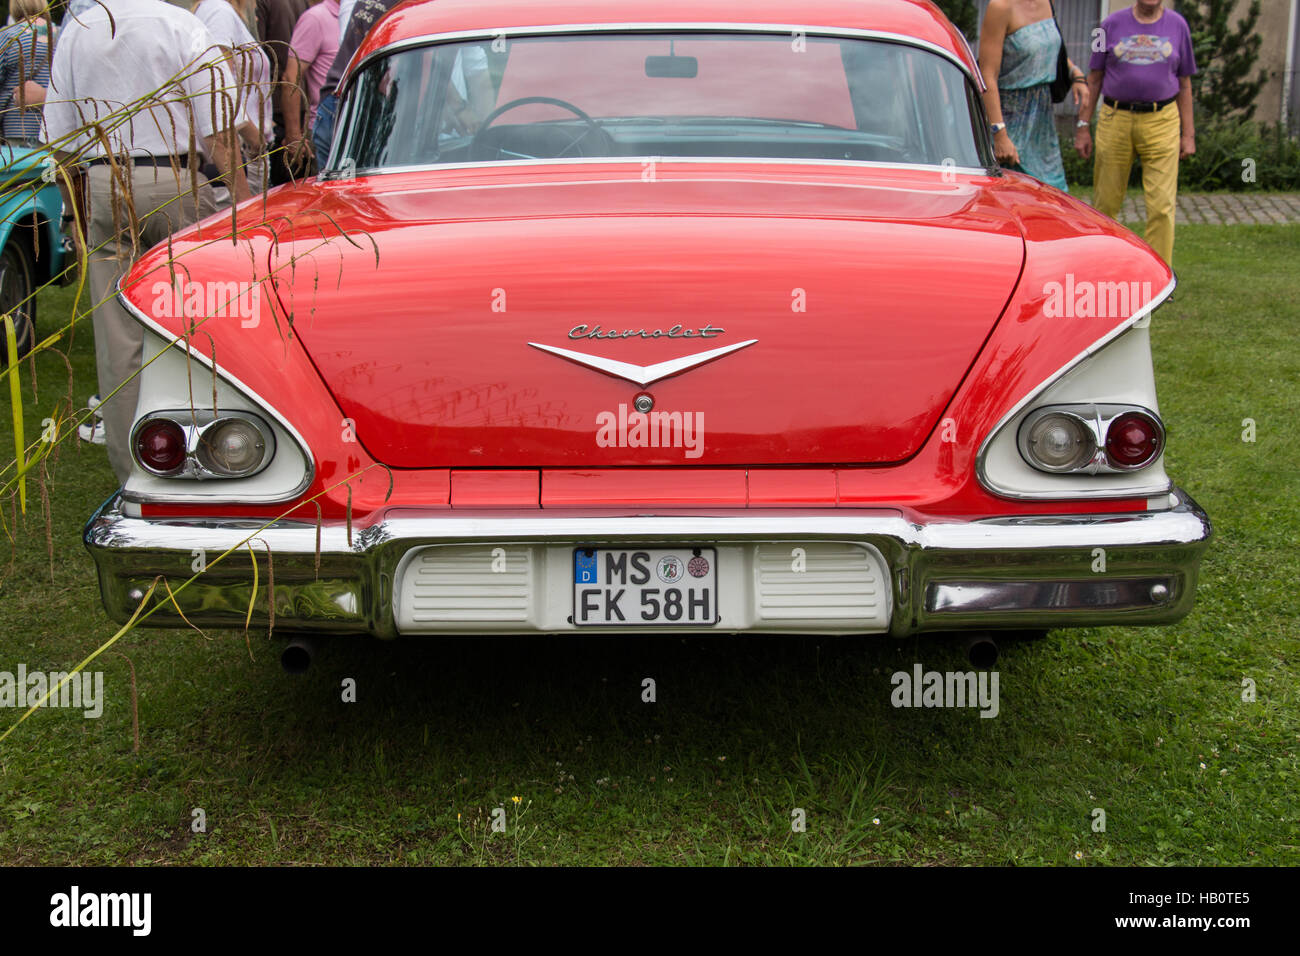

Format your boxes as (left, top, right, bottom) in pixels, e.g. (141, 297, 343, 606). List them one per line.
(115, 284, 317, 505)
(975, 276, 1177, 501)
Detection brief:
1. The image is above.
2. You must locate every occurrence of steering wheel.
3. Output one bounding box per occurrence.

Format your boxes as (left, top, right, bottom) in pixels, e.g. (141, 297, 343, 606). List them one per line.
(468, 95, 612, 162)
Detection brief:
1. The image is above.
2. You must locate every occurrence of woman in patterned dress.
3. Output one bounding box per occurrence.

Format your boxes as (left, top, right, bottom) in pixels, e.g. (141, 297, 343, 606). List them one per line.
(978, 0, 1088, 190)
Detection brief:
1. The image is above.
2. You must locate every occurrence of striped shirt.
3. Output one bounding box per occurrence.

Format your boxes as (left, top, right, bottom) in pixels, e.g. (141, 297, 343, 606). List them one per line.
(0, 20, 51, 142)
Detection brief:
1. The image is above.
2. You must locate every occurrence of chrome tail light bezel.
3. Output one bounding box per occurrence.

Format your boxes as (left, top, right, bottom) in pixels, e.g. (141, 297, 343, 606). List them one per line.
(130, 410, 277, 480)
(1017, 403, 1163, 475)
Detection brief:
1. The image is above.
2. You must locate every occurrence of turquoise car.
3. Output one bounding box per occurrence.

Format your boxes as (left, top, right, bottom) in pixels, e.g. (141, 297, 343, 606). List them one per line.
(0, 142, 71, 364)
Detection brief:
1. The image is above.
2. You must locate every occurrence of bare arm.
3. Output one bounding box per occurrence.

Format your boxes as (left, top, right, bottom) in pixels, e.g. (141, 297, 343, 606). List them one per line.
(204, 130, 252, 204)
(1066, 58, 1089, 113)
(977, 0, 1018, 167)
(215, 43, 267, 150)
(1074, 69, 1104, 159)
(977, 0, 1008, 126)
(1177, 75, 1195, 159)
(15, 81, 46, 107)
(280, 55, 304, 144)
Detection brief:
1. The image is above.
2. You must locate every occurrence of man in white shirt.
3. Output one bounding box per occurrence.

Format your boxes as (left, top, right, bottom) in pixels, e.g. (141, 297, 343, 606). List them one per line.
(194, 0, 274, 196)
(45, 0, 251, 484)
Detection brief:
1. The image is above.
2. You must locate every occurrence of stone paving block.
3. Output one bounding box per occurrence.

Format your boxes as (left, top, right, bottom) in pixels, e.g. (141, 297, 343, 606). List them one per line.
(1065, 192, 1300, 225)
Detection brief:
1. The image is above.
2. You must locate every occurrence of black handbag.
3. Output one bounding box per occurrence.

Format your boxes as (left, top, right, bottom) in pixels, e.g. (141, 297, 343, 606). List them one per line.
(1048, 1, 1072, 103)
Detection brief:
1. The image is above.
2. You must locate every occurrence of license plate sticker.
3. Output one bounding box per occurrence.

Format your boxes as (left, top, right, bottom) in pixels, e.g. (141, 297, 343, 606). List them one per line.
(573, 548, 718, 626)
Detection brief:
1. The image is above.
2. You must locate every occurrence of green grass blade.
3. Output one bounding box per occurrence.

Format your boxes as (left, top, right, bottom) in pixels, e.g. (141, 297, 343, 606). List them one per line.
(3, 314, 25, 513)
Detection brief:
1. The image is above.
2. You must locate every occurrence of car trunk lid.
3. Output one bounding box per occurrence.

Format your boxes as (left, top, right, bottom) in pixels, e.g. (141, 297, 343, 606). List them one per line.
(270, 169, 1024, 467)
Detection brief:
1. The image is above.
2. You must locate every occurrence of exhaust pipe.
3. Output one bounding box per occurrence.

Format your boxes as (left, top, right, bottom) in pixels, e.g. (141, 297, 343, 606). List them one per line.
(966, 633, 999, 670)
(281, 636, 321, 674)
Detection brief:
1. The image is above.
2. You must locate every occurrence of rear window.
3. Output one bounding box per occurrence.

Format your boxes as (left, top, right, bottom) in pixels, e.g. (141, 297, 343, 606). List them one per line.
(333, 31, 985, 171)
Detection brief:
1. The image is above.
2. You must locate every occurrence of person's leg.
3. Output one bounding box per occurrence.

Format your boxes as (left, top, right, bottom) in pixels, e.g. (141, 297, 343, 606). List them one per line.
(137, 165, 219, 248)
(85, 165, 145, 485)
(312, 92, 337, 172)
(88, 165, 220, 486)
(1133, 104, 1181, 266)
(1092, 103, 1136, 220)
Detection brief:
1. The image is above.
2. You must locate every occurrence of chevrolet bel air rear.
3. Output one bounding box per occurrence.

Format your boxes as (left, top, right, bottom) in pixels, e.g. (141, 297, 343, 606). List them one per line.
(84, 0, 1210, 649)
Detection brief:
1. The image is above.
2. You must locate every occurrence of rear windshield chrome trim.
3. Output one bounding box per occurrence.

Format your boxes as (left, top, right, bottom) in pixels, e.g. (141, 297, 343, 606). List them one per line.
(322, 155, 995, 182)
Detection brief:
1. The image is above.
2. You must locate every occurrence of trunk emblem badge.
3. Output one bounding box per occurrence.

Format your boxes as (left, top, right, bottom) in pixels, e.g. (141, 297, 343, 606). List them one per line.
(527, 339, 757, 387)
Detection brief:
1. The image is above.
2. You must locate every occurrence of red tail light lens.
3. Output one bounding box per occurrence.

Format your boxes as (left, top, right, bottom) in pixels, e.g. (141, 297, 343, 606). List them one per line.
(134, 419, 187, 475)
(1105, 412, 1162, 469)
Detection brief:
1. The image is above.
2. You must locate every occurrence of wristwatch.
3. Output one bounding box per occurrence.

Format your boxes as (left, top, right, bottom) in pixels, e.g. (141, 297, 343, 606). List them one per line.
(990, 122, 1006, 135)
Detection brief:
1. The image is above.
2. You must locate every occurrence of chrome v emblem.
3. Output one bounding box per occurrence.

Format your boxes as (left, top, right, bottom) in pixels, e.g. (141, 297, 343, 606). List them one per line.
(527, 339, 758, 387)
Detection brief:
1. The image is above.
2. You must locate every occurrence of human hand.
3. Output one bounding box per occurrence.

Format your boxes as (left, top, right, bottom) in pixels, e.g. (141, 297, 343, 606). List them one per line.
(1074, 126, 1092, 160)
(993, 128, 1019, 167)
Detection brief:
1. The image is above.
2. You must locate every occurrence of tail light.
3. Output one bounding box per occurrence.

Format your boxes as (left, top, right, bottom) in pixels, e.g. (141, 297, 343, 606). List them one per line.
(134, 419, 187, 476)
(131, 411, 275, 479)
(1021, 411, 1096, 472)
(1018, 405, 1163, 475)
(197, 418, 268, 476)
(1105, 411, 1162, 470)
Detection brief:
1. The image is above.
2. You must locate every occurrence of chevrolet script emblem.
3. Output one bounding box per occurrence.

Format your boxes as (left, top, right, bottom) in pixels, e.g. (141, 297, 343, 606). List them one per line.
(527, 339, 758, 387)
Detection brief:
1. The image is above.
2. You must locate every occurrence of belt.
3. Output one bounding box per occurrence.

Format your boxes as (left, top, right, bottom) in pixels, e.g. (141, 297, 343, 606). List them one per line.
(86, 154, 190, 168)
(1103, 95, 1177, 113)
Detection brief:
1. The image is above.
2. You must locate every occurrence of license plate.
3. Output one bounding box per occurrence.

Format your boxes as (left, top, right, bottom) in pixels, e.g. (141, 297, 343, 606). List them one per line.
(573, 547, 718, 626)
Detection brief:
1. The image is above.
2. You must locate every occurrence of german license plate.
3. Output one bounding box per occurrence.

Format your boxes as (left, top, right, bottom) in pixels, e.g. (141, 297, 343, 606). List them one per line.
(573, 547, 718, 626)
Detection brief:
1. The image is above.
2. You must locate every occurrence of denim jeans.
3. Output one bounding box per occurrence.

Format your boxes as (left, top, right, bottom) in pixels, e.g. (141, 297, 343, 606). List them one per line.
(313, 92, 339, 173)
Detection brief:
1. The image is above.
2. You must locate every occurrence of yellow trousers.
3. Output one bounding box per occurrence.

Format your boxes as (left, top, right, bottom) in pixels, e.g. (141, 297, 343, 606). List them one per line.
(1092, 101, 1181, 265)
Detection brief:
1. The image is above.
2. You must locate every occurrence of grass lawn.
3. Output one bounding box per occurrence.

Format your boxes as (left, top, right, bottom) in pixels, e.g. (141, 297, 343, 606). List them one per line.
(0, 224, 1297, 865)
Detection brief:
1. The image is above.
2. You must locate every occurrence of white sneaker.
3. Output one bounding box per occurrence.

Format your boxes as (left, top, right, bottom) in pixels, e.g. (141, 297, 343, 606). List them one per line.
(87, 394, 104, 418)
(78, 419, 107, 445)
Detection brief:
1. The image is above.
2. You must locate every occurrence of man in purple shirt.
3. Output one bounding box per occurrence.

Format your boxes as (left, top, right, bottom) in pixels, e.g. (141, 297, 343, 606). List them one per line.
(1075, 0, 1197, 265)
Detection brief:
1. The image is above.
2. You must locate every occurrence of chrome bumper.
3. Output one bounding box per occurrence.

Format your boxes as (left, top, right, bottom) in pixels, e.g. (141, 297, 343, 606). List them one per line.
(83, 492, 1211, 638)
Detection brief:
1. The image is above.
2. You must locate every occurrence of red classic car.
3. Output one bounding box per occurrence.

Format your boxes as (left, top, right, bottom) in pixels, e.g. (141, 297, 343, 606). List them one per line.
(84, 0, 1210, 668)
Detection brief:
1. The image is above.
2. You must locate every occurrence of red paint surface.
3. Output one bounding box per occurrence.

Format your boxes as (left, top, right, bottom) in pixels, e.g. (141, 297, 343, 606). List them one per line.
(451, 469, 541, 506)
(121, 2, 1171, 526)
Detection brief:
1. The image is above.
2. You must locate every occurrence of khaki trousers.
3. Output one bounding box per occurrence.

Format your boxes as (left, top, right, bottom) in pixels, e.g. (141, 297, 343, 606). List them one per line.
(87, 164, 217, 484)
(1092, 101, 1181, 266)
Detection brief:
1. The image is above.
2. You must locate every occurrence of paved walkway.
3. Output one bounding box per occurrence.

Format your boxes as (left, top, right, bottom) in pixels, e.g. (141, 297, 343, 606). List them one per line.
(1116, 192, 1300, 225)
